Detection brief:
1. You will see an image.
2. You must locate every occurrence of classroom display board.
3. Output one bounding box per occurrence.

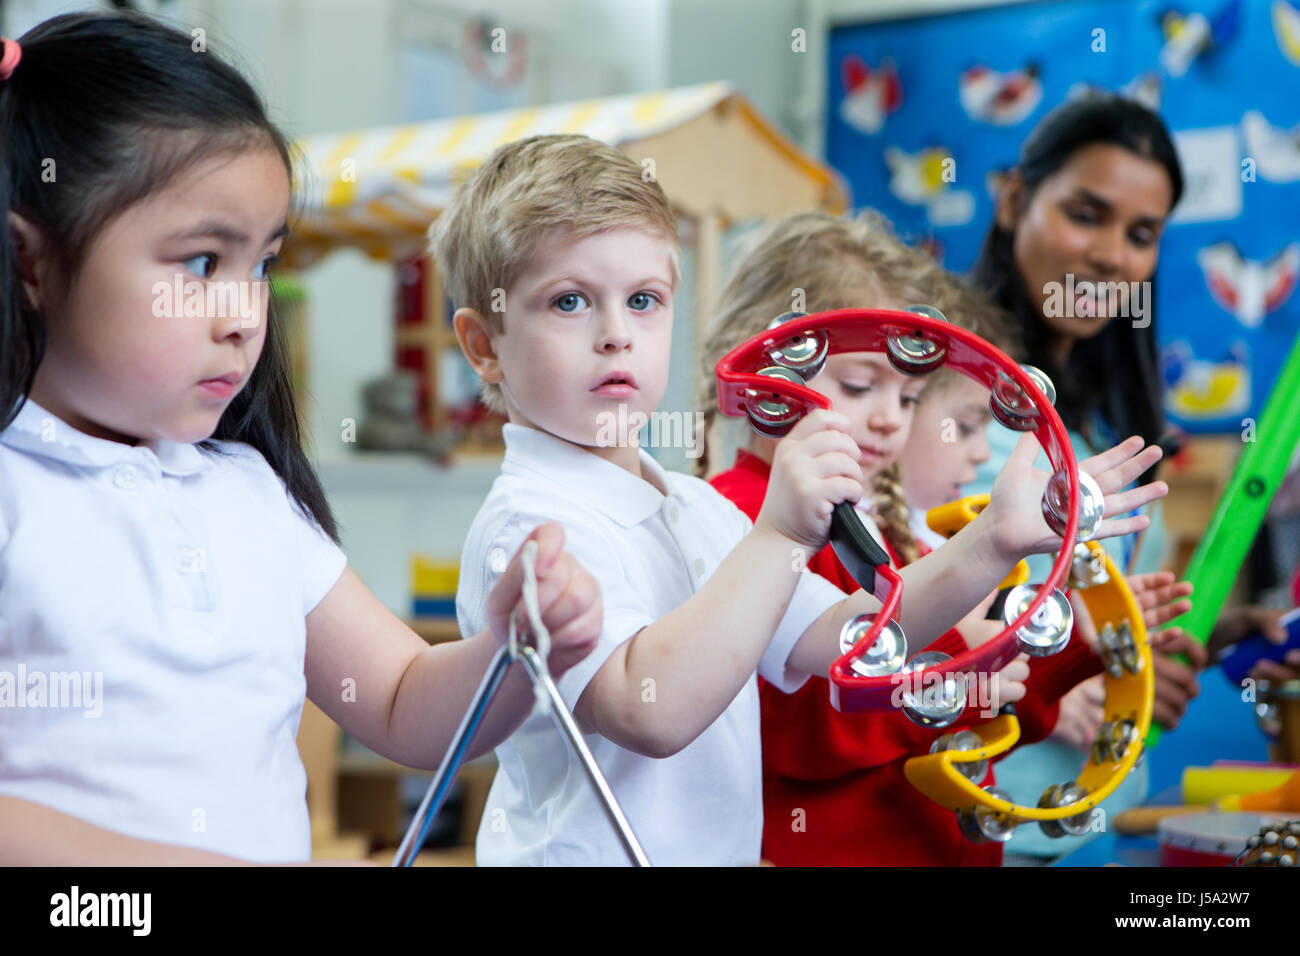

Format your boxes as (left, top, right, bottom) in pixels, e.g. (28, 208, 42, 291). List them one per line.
(826, 0, 1300, 434)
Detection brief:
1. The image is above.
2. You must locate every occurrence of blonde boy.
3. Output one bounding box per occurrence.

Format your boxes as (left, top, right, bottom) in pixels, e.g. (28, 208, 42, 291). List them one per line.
(435, 134, 1164, 866)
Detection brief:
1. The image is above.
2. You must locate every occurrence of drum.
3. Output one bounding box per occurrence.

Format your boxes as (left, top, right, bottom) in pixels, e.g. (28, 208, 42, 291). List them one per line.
(1157, 811, 1292, 866)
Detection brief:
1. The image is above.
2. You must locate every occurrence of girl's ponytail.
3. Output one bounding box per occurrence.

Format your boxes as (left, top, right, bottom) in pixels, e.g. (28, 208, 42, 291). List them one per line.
(0, 38, 43, 429)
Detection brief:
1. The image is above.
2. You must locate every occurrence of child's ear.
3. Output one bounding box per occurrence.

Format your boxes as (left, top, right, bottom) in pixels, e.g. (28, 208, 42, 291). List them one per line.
(994, 169, 1026, 233)
(8, 211, 49, 311)
(453, 307, 504, 384)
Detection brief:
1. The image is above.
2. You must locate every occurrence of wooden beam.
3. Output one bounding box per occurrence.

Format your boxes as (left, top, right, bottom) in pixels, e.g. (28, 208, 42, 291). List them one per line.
(695, 210, 722, 351)
(695, 211, 724, 480)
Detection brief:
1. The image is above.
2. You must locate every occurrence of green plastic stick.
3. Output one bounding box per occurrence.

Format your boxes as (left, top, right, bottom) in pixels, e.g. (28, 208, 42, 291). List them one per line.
(1147, 330, 1300, 747)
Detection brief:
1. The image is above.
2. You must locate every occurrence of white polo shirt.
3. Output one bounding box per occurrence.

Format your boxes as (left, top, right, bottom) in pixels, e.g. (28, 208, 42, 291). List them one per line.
(0, 397, 347, 862)
(457, 424, 845, 866)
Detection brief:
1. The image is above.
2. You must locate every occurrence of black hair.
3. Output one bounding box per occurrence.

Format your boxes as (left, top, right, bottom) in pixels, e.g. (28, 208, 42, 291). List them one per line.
(970, 92, 1184, 481)
(0, 11, 338, 543)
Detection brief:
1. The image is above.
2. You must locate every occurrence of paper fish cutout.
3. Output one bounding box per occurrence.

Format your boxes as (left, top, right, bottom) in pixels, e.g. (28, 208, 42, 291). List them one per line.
(885, 145, 954, 204)
(1066, 72, 1161, 111)
(884, 145, 974, 227)
(1164, 340, 1251, 419)
(1160, 0, 1241, 77)
(959, 63, 1042, 125)
(1198, 241, 1300, 328)
(1242, 110, 1300, 182)
(839, 55, 902, 135)
(1274, 0, 1300, 67)
(1123, 72, 1163, 110)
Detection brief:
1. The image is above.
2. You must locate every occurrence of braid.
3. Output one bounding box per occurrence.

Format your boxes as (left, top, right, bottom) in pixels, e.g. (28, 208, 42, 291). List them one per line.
(871, 463, 920, 566)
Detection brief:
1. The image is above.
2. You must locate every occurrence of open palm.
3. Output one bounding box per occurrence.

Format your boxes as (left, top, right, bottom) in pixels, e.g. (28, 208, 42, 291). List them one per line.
(985, 434, 1167, 560)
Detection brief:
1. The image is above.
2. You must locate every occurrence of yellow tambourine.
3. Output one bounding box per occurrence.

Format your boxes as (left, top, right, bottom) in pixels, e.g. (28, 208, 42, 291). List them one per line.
(903, 494, 1154, 843)
(925, 495, 1030, 593)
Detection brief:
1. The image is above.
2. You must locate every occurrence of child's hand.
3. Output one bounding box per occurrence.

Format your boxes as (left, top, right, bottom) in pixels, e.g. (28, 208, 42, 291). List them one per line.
(1206, 605, 1299, 683)
(1248, 652, 1300, 685)
(756, 409, 863, 550)
(1208, 604, 1287, 653)
(1128, 571, 1193, 637)
(1073, 570, 1203, 729)
(485, 523, 602, 678)
(1049, 675, 1105, 752)
(988, 654, 1030, 710)
(985, 435, 1166, 561)
(1147, 629, 1205, 727)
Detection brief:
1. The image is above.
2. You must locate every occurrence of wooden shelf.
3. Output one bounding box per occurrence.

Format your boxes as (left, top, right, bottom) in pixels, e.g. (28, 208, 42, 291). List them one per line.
(336, 745, 496, 849)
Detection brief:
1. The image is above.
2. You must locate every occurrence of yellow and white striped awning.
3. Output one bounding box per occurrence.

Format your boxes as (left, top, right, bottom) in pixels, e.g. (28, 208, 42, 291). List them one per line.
(284, 81, 848, 269)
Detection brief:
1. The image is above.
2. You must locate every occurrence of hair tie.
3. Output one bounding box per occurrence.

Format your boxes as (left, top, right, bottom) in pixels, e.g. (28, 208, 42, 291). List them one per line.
(0, 39, 22, 81)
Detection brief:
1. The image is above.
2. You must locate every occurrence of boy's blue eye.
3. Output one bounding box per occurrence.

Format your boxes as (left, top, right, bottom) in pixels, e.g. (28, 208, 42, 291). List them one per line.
(958, 423, 978, 438)
(901, 394, 921, 408)
(254, 254, 281, 281)
(628, 291, 658, 311)
(182, 253, 217, 279)
(554, 292, 588, 313)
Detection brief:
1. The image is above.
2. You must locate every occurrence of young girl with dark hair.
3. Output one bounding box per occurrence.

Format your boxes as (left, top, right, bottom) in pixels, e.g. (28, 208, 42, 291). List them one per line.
(0, 11, 600, 865)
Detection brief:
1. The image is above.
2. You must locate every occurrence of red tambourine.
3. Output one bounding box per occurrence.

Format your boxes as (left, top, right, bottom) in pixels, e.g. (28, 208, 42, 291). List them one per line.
(715, 307, 1106, 724)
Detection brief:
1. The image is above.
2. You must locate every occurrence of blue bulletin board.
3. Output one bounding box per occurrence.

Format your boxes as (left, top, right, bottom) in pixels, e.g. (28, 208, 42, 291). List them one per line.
(826, 0, 1300, 433)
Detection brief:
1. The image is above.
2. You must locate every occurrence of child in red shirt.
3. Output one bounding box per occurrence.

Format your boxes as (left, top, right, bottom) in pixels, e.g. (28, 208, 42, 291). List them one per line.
(698, 212, 1117, 865)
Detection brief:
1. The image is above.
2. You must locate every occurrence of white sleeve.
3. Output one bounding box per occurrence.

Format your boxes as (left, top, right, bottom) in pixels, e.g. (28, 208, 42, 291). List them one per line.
(473, 510, 656, 711)
(714, 491, 844, 694)
(290, 502, 347, 615)
(760, 568, 845, 693)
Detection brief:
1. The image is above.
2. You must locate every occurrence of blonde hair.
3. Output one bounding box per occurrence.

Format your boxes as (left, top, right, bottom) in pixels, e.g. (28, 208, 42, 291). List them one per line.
(430, 133, 680, 414)
(696, 210, 1012, 566)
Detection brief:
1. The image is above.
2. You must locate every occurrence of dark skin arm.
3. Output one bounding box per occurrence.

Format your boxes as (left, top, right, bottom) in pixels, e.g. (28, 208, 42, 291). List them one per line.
(1071, 570, 1202, 731)
(1209, 605, 1299, 683)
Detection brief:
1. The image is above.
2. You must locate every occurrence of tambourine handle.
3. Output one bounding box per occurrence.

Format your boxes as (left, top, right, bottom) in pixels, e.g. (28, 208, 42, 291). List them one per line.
(986, 588, 1010, 621)
(828, 501, 893, 602)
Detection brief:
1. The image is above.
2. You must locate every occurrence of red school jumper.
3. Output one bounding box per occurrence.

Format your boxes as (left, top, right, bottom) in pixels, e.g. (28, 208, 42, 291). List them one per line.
(711, 449, 1103, 865)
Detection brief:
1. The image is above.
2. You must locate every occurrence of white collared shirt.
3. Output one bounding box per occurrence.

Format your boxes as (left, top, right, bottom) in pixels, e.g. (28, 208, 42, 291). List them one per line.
(457, 424, 845, 866)
(0, 398, 346, 862)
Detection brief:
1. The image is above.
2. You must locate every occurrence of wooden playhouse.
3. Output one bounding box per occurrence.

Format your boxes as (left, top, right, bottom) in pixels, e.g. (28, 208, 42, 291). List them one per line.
(282, 81, 850, 442)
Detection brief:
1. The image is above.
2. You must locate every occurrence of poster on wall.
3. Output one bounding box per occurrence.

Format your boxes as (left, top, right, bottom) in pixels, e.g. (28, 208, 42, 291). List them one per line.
(826, 0, 1300, 434)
